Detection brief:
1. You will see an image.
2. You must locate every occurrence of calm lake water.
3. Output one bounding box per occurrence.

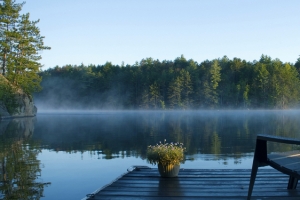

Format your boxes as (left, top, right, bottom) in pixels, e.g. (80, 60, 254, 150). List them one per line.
(1, 110, 300, 199)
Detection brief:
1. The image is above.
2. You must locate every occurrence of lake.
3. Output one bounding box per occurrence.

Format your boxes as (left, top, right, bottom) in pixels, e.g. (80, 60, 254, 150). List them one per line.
(1, 110, 300, 199)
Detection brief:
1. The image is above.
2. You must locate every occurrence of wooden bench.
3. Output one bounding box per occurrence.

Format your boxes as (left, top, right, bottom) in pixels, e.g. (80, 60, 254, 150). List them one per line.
(248, 134, 300, 200)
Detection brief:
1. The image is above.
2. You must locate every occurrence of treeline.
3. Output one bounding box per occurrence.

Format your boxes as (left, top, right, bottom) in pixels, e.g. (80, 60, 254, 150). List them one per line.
(35, 55, 300, 109)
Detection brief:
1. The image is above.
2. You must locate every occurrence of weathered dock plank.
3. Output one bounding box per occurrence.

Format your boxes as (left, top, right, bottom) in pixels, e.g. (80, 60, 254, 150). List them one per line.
(85, 167, 299, 200)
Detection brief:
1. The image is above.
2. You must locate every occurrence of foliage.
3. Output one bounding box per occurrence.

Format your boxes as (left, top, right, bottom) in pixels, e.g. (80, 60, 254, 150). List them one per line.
(147, 140, 185, 166)
(0, 75, 17, 114)
(0, 0, 50, 95)
(35, 55, 300, 110)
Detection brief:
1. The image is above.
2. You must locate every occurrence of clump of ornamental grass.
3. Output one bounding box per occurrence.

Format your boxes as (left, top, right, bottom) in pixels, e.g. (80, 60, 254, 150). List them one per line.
(147, 140, 185, 166)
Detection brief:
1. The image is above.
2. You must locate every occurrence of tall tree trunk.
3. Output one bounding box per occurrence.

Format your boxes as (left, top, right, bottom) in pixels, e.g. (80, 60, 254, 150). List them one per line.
(2, 53, 6, 75)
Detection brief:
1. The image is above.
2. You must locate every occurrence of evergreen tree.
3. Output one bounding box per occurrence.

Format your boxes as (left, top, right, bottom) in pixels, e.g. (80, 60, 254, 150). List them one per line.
(253, 62, 270, 107)
(180, 69, 193, 109)
(0, 0, 23, 75)
(295, 56, 300, 72)
(0, 1, 50, 94)
(272, 62, 300, 108)
(149, 82, 160, 109)
(201, 60, 221, 108)
(168, 76, 183, 109)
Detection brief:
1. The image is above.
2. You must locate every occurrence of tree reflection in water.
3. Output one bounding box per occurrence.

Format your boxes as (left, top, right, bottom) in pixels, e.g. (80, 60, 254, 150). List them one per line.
(0, 118, 50, 200)
(0, 111, 299, 199)
(32, 111, 300, 161)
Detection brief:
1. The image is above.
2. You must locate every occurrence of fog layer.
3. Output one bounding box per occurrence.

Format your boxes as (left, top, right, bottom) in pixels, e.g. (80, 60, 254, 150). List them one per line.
(34, 55, 300, 110)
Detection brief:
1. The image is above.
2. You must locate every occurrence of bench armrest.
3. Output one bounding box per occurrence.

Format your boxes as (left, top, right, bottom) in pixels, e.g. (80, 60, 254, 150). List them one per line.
(257, 134, 300, 145)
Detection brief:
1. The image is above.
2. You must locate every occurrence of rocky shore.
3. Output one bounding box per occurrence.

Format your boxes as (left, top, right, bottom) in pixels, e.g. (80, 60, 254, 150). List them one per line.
(0, 87, 37, 119)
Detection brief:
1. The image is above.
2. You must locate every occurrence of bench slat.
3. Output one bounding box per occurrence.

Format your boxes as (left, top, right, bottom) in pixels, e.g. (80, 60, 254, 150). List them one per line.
(257, 134, 300, 145)
(268, 153, 300, 174)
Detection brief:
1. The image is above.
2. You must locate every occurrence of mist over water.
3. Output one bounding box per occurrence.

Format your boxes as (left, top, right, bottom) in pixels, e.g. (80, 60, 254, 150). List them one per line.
(33, 74, 131, 110)
(1, 110, 300, 199)
(32, 110, 300, 154)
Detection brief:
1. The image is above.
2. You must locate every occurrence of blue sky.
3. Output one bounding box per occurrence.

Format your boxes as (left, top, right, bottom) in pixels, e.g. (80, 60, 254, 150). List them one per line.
(20, 0, 300, 70)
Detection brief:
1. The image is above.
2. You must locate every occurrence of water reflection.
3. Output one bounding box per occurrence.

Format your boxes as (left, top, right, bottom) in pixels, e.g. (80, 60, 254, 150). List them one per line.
(0, 118, 50, 200)
(158, 177, 183, 197)
(32, 110, 300, 158)
(1, 111, 300, 199)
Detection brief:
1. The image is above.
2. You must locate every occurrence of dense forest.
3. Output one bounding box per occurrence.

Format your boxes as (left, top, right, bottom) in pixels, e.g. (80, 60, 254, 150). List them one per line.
(34, 55, 300, 110)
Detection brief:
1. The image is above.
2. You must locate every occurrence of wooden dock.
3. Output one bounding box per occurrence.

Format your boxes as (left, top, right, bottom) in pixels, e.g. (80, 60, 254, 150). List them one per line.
(84, 166, 300, 200)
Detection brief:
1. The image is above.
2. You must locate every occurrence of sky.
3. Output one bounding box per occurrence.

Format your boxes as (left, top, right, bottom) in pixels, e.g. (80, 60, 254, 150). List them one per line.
(19, 0, 300, 70)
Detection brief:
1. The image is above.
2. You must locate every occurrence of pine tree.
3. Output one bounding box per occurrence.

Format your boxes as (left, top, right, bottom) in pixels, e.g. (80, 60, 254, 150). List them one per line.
(0, 0, 50, 94)
(149, 82, 160, 109)
(168, 76, 183, 109)
(0, 0, 23, 75)
(201, 60, 221, 108)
